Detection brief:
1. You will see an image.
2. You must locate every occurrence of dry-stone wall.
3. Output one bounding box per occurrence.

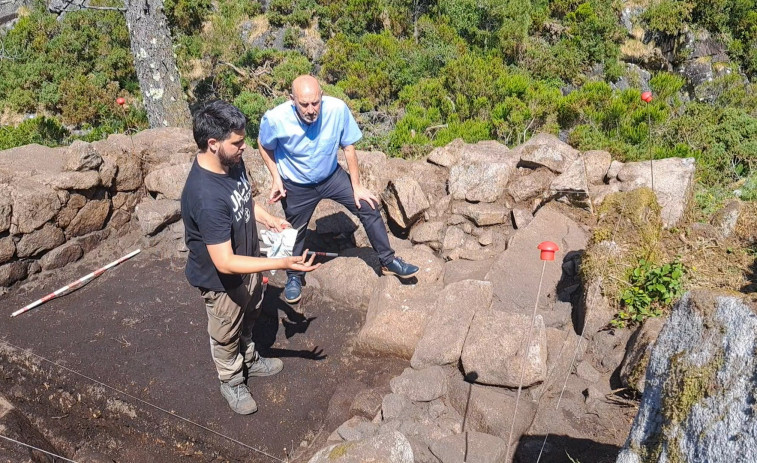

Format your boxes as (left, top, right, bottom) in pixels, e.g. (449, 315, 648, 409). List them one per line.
(1, 128, 703, 463)
(0, 128, 196, 289)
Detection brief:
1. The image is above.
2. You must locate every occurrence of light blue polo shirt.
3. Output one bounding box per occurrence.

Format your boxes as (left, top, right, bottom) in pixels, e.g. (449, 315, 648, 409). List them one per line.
(258, 95, 362, 184)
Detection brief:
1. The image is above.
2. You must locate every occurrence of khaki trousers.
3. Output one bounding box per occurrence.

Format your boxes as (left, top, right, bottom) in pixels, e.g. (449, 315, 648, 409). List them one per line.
(201, 273, 263, 386)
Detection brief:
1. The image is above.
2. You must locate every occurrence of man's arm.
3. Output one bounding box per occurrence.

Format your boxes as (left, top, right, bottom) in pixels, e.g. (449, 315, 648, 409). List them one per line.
(254, 202, 290, 232)
(206, 241, 318, 275)
(258, 141, 287, 203)
(344, 144, 379, 210)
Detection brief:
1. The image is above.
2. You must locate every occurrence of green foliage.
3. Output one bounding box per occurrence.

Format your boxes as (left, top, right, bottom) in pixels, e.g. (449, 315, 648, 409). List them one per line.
(613, 259, 685, 328)
(321, 30, 448, 110)
(642, 0, 694, 35)
(269, 0, 322, 28)
(0, 117, 68, 150)
(736, 174, 757, 201)
(164, 0, 212, 35)
(233, 92, 268, 140)
(0, 6, 134, 120)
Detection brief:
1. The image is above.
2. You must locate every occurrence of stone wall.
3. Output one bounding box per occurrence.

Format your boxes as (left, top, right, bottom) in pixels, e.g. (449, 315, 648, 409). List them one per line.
(0, 127, 197, 289)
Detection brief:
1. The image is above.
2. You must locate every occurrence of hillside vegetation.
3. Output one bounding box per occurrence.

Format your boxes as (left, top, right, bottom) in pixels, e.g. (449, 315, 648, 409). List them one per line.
(1, 0, 757, 212)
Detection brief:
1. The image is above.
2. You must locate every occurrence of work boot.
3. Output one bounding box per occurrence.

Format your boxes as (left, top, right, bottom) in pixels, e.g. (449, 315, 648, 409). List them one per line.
(284, 275, 302, 303)
(219, 382, 257, 415)
(381, 257, 419, 279)
(247, 353, 284, 377)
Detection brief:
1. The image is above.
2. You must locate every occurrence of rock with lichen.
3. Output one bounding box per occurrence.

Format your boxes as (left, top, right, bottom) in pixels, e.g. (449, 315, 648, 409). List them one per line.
(616, 290, 757, 463)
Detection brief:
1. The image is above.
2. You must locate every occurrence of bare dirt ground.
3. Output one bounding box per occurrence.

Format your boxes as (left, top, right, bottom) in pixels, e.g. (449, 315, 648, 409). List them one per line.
(0, 244, 405, 462)
(0, 235, 637, 463)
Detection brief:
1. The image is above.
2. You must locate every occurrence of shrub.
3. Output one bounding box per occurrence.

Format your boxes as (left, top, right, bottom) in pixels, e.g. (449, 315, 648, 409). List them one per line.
(0, 117, 68, 150)
(642, 0, 694, 36)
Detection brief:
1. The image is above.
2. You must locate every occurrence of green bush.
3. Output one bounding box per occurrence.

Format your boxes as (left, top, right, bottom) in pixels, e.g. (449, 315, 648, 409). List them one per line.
(164, 0, 212, 35)
(0, 117, 68, 150)
(642, 0, 694, 36)
(233, 92, 269, 140)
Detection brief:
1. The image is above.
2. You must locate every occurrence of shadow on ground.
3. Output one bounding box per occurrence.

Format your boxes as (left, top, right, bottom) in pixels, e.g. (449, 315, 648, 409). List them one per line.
(515, 434, 622, 462)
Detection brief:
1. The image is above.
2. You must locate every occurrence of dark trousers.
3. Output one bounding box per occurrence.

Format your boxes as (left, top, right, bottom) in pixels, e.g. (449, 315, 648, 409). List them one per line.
(281, 167, 394, 278)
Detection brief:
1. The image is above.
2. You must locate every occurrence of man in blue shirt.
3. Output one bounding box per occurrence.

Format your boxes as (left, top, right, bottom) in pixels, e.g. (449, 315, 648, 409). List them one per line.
(258, 75, 419, 303)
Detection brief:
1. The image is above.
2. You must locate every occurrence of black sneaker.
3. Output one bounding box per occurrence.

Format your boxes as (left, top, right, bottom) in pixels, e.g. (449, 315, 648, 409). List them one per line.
(381, 257, 419, 279)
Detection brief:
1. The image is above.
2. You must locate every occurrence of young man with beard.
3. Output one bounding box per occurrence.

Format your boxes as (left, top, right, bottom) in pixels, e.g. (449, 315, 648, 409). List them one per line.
(257, 75, 419, 304)
(181, 100, 320, 414)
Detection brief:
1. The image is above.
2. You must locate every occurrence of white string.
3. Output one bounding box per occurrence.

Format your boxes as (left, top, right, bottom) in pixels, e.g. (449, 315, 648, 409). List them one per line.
(535, 315, 591, 463)
(0, 433, 79, 463)
(506, 260, 547, 459)
(0, 340, 286, 463)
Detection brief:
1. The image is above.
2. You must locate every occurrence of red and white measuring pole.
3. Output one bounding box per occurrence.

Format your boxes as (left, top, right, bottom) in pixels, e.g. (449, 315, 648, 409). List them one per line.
(11, 249, 141, 318)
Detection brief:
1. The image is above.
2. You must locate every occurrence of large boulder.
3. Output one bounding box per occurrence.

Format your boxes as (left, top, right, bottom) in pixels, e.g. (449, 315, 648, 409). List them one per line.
(382, 176, 430, 229)
(63, 140, 103, 172)
(390, 366, 448, 402)
(11, 181, 62, 234)
(514, 133, 579, 173)
(308, 256, 379, 311)
(411, 280, 492, 369)
(618, 317, 665, 393)
(461, 309, 547, 388)
(507, 168, 555, 203)
(616, 157, 695, 227)
(617, 291, 757, 463)
(130, 127, 196, 171)
(337, 149, 390, 197)
(134, 199, 181, 236)
(0, 184, 11, 233)
(42, 171, 101, 191)
(92, 134, 143, 191)
(66, 199, 110, 238)
(446, 372, 536, 443)
(485, 204, 589, 316)
(16, 223, 65, 258)
(448, 141, 517, 203)
(427, 138, 466, 168)
(430, 432, 507, 463)
(356, 278, 439, 359)
(144, 163, 192, 200)
(307, 431, 414, 463)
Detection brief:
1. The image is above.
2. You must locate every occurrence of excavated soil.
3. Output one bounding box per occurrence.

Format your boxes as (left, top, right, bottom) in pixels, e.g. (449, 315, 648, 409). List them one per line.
(0, 244, 405, 462)
(0, 238, 636, 463)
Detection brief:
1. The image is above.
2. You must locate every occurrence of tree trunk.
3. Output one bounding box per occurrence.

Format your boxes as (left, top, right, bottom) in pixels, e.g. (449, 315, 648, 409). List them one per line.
(124, 0, 190, 128)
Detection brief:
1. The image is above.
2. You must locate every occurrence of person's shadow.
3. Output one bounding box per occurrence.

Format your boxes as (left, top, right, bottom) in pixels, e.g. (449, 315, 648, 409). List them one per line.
(251, 285, 326, 361)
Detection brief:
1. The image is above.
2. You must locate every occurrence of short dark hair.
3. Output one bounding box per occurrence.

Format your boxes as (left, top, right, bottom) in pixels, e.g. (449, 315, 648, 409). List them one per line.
(192, 100, 247, 151)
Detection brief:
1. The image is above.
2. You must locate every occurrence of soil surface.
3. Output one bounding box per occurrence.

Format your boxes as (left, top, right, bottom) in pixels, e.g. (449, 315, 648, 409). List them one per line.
(0, 246, 405, 462)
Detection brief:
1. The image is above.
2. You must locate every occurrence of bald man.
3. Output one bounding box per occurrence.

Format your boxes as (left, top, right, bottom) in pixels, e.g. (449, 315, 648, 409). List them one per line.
(258, 75, 418, 303)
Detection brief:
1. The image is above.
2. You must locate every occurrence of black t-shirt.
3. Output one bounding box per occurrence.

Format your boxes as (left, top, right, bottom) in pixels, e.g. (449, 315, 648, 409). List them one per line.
(181, 158, 260, 292)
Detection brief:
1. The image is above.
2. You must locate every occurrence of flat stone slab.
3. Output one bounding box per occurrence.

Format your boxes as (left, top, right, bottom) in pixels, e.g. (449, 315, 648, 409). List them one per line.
(485, 204, 589, 316)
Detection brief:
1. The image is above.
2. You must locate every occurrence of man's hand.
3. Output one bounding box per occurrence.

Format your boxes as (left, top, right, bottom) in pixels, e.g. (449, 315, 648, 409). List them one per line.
(286, 249, 321, 273)
(353, 185, 379, 210)
(266, 216, 291, 233)
(269, 178, 287, 203)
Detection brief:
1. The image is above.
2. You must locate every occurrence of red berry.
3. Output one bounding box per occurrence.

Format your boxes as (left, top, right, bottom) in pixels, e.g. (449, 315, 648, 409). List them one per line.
(641, 91, 653, 103)
(116, 97, 126, 105)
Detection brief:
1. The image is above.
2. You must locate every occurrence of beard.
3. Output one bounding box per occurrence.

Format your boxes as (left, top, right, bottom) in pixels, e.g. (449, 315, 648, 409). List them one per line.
(218, 145, 242, 168)
(296, 108, 319, 124)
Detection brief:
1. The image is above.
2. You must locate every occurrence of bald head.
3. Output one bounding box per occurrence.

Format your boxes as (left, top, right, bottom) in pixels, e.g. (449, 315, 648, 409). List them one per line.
(290, 75, 323, 124)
